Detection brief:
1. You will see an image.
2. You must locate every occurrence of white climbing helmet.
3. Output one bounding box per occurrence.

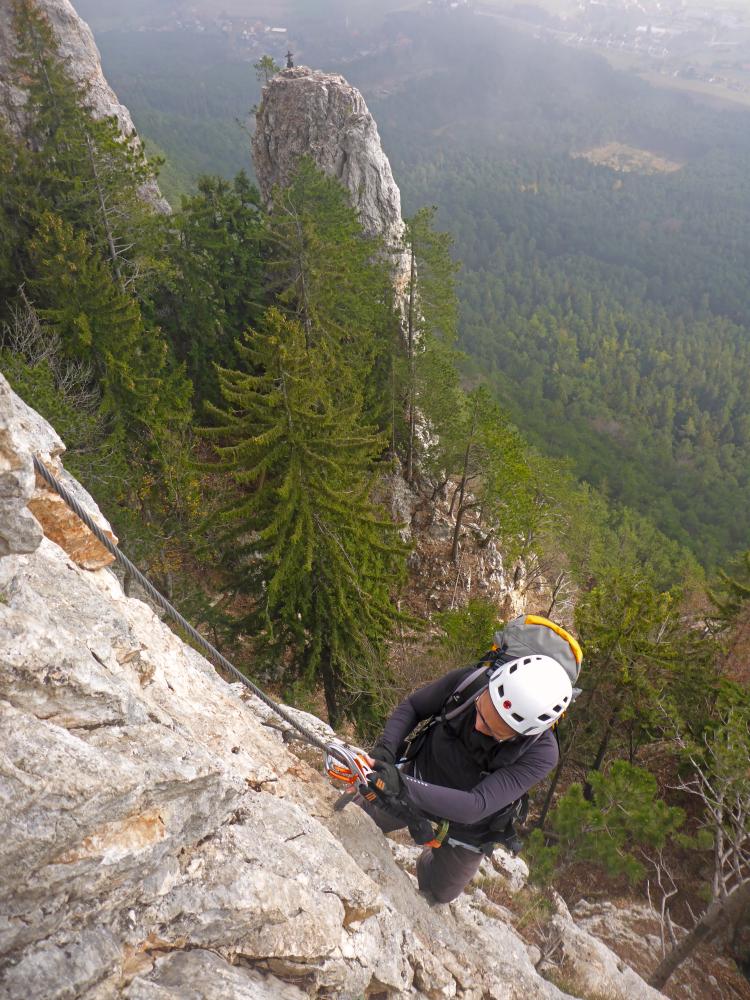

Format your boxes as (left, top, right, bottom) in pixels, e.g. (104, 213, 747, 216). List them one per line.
(488, 655, 572, 736)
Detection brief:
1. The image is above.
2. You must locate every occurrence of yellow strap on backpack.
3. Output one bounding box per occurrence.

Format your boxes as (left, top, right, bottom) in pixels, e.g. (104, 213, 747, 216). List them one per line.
(523, 614, 583, 666)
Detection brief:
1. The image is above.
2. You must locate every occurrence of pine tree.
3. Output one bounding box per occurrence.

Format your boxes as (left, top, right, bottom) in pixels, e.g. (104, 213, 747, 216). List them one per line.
(447, 385, 535, 563)
(525, 761, 685, 886)
(264, 157, 394, 413)
(254, 55, 280, 84)
(163, 172, 264, 404)
(573, 571, 716, 793)
(709, 550, 750, 625)
(10, 0, 162, 294)
(204, 309, 408, 729)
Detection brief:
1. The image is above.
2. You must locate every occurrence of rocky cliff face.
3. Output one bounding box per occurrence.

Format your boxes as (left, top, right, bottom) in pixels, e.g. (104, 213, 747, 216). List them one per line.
(0, 0, 168, 211)
(253, 66, 408, 285)
(0, 376, 671, 999)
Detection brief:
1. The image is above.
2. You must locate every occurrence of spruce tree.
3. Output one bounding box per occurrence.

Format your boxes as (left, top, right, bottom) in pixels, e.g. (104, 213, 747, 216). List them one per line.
(205, 309, 408, 729)
(163, 172, 264, 404)
(264, 157, 394, 414)
(0, 125, 20, 305)
(27, 213, 189, 440)
(10, 0, 162, 294)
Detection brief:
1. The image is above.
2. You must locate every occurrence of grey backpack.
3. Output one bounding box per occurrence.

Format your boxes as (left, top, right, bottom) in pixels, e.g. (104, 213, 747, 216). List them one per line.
(440, 614, 583, 724)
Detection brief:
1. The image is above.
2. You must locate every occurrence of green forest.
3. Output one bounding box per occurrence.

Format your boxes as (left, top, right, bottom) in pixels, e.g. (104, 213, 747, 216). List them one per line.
(1, 3, 749, 984)
(365, 11, 750, 569)
(84, 5, 750, 568)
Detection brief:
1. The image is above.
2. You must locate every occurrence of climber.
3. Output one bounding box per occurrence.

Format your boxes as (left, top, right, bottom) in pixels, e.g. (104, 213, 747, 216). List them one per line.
(357, 633, 577, 905)
(286, 49, 294, 69)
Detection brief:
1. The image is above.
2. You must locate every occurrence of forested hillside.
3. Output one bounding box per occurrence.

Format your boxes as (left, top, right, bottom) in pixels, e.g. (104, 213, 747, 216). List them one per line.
(364, 11, 750, 568)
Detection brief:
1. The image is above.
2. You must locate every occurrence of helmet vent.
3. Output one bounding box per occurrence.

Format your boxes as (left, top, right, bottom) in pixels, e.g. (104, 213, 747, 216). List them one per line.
(509, 664, 517, 674)
(538, 713, 551, 721)
(511, 712, 524, 723)
(497, 684, 504, 697)
(524, 658, 532, 665)
(553, 704, 562, 713)
(563, 696, 569, 703)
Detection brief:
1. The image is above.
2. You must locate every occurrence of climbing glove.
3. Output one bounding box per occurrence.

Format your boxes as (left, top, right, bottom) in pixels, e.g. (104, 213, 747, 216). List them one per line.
(367, 760, 404, 801)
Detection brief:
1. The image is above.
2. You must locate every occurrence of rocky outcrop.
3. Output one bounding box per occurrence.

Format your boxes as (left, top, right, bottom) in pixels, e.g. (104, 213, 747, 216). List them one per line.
(0, 372, 115, 568)
(252, 66, 408, 282)
(252, 69, 542, 616)
(571, 899, 750, 1000)
(0, 0, 169, 211)
(0, 374, 672, 999)
(538, 894, 666, 1000)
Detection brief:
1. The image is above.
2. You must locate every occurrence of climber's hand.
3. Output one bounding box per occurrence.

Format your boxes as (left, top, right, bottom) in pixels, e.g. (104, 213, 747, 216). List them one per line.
(367, 760, 404, 800)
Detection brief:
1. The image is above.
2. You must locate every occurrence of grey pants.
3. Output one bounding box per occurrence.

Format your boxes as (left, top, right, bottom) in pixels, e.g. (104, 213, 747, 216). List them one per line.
(355, 795, 483, 903)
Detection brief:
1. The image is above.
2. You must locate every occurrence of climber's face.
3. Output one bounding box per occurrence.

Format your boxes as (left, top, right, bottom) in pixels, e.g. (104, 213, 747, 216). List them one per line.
(474, 689, 517, 741)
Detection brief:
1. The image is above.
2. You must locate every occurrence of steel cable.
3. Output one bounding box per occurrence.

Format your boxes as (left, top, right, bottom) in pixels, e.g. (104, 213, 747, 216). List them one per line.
(32, 455, 330, 752)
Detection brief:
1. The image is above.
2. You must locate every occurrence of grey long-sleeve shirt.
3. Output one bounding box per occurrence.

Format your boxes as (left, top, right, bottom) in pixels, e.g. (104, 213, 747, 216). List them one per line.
(377, 667, 559, 831)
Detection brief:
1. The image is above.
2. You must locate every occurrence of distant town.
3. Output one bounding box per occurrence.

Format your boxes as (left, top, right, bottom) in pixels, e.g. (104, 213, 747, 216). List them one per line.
(129, 1, 750, 106)
(473, 0, 750, 104)
(143, 8, 292, 58)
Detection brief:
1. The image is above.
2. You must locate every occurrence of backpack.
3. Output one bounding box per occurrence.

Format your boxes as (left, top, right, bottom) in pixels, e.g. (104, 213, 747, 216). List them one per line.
(440, 613, 583, 725)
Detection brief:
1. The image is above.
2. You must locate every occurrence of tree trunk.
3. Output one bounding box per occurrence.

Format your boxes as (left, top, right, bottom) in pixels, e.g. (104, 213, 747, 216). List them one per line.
(535, 722, 577, 829)
(406, 245, 417, 482)
(535, 756, 564, 831)
(450, 401, 478, 563)
(649, 880, 750, 990)
(292, 210, 313, 348)
(86, 132, 123, 287)
(319, 642, 340, 730)
(450, 473, 468, 564)
(583, 695, 623, 801)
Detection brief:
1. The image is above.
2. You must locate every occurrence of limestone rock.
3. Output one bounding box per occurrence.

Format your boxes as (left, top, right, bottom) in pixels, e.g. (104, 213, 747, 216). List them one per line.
(541, 893, 665, 1000)
(571, 898, 749, 1000)
(0, 0, 169, 211)
(0, 373, 47, 557)
(0, 372, 116, 569)
(490, 848, 530, 894)
(252, 65, 410, 300)
(253, 67, 404, 247)
(125, 951, 308, 999)
(0, 379, 588, 999)
(28, 465, 118, 570)
(240, 687, 337, 746)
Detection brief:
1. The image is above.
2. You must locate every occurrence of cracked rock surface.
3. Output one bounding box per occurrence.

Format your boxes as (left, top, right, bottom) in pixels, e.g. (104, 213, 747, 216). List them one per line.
(0, 380, 584, 999)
